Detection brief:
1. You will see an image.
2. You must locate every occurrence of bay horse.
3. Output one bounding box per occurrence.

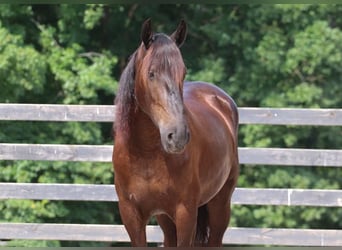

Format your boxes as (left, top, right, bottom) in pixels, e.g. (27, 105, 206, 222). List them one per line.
(113, 19, 239, 247)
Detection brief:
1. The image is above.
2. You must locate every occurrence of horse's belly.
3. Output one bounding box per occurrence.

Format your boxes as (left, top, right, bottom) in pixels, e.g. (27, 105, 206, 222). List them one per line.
(199, 127, 235, 205)
(188, 106, 234, 205)
(198, 151, 233, 205)
(184, 82, 238, 206)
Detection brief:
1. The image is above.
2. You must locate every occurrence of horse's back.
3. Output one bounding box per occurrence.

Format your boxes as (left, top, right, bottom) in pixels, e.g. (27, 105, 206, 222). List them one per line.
(183, 81, 239, 204)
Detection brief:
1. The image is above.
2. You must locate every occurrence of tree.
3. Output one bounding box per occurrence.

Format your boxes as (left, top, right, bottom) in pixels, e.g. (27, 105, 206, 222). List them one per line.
(0, 5, 118, 247)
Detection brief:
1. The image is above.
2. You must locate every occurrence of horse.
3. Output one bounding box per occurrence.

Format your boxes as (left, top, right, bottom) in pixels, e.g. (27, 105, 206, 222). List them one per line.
(113, 19, 239, 247)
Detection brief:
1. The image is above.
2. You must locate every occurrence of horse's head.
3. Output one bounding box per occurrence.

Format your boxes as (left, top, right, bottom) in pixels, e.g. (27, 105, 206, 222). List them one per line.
(134, 19, 189, 154)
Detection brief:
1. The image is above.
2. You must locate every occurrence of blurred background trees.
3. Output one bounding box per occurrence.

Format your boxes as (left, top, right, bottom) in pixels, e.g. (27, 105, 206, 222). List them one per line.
(0, 4, 341, 246)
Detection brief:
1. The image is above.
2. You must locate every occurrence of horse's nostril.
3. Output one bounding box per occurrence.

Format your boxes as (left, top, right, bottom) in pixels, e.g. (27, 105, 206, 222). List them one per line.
(167, 132, 174, 141)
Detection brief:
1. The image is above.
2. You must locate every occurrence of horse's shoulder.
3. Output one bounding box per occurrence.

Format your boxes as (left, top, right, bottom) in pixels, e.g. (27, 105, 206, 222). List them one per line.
(184, 81, 238, 117)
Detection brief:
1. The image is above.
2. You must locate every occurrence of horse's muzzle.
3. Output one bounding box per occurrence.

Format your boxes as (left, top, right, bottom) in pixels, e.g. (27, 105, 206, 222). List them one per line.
(160, 123, 190, 154)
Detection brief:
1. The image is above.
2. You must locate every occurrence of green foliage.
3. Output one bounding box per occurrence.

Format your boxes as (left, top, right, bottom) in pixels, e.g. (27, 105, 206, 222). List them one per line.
(0, 199, 68, 222)
(0, 4, 118, 247)
(84, 4, 104, 30)
(0, 27, 46, 102)
(38, 22, 117, 104)
(0, 4, 341, 246)
(187, 56, 226, 84)
(6, 239, 60, 247)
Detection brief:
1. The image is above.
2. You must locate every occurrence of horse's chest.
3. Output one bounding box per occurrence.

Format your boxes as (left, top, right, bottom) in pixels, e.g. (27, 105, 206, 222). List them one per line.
(126, 174, 176, 214)
(115, 148, 190, 213)
(122, 158, 170, 194)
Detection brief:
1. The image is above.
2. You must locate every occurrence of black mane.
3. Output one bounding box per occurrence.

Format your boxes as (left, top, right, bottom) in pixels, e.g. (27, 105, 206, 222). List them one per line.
(114, 52, 137, 134)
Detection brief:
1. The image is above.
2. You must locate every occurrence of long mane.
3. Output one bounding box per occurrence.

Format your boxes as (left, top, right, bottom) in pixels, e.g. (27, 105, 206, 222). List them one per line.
(114, 51, 137, 135)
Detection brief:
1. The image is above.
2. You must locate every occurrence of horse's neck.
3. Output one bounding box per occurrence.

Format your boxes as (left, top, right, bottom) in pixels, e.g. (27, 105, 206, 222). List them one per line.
(127, 106, 161, 155)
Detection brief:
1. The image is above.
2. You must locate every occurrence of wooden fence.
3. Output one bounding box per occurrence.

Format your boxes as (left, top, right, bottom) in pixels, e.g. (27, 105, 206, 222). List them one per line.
(0, 104, 341, 246)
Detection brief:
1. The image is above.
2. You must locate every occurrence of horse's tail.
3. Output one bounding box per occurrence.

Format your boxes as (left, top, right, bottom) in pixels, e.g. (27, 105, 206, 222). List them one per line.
(195, 204, 209, 246)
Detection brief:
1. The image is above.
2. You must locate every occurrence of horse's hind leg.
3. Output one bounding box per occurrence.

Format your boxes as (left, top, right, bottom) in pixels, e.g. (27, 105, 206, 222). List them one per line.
(206, 174, 238, 247)
(156, 214, 177, 247)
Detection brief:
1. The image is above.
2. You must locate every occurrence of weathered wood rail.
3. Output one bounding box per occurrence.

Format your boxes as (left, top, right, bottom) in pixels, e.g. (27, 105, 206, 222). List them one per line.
(1, 183, 342, 207)
(1, 144, 341, 166)
(1, 104, 342, 125)
(0, 104, 341, 246)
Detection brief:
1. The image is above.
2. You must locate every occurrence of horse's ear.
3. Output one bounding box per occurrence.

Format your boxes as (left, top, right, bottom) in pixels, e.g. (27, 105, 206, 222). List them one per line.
(170, 19, 187, 48)
(141, 18, 153, 49)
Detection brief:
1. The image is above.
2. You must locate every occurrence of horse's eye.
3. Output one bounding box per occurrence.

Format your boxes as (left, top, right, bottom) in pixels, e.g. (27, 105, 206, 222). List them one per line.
(148, 71, 155, 80)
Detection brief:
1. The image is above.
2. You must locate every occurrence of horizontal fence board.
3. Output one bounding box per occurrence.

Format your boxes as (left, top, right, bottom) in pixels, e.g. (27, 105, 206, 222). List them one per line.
(0, 223, 341, 246)
(239, 147, 342, 167)
(0, 143, 112, 162)
(0, 183, 118, 202)
(1, 104, 342, 126)
(233, 188, 342, 207)
(0, 104, 115, 122)
(238, 107, 342, 126)
(226, 227, 342, 246)
(1, 143, 341, 167)
(1, 183, 341, 207)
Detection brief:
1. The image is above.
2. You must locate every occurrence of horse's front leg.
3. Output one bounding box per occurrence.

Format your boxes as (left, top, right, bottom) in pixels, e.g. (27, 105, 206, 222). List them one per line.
(175, 203, 197, 247)
(118, 198, 147, 246)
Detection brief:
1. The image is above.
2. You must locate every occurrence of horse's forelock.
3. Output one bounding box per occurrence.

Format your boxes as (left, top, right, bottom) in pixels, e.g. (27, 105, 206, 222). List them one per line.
(140, 34, 185, 81)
